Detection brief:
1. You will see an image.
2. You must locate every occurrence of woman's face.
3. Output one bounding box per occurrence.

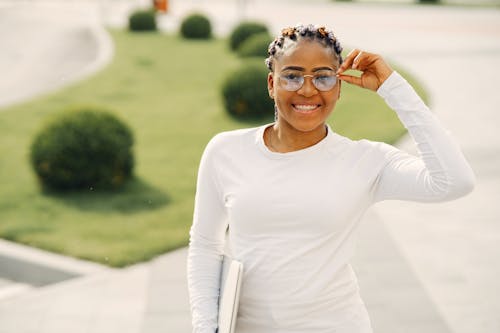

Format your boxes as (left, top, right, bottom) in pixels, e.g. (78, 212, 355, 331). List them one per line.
(268, 40, 341, 132)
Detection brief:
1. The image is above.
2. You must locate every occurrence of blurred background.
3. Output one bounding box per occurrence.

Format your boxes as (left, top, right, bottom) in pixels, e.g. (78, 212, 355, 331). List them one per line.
(0, 0, 499, 332)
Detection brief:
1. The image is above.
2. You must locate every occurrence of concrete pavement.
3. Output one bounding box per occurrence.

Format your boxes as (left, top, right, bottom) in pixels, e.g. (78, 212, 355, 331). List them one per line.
(0, 0, 113, 109)
(0, 0, 499, 332)
(0, 246, 192, 333)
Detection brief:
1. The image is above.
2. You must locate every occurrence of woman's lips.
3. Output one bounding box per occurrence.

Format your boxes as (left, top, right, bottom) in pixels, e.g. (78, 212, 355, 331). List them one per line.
(292, 104, 321, 114)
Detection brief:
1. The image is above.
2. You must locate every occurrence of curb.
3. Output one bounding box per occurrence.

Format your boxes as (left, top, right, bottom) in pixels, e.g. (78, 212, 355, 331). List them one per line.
(0, 239, 111, 289)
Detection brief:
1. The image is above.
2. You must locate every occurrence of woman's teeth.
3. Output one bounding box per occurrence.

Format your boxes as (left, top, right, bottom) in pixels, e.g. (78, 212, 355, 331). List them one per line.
(293, 104, 319, 113)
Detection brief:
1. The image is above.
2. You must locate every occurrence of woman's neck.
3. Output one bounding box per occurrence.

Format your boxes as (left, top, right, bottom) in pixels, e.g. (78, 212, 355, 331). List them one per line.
(267, 120, 328, 153)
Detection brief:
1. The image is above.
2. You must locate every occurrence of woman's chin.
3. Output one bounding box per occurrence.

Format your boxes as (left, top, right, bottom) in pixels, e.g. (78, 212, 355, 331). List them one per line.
(288, 110, 324, 129)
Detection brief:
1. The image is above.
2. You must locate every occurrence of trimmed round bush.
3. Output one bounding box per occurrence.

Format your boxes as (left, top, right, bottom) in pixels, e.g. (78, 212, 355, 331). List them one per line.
(30, 107, 134, 191)
(237, 32, 272, 58)
(222, 62, 274, 120)
(128, 9, 157, 32)
(180, 13, 212, 39)
(229, 21, 269, 51)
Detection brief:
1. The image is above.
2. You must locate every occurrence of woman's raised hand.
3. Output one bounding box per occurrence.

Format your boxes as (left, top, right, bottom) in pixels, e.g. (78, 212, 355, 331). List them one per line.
(336, 49, 394, 92)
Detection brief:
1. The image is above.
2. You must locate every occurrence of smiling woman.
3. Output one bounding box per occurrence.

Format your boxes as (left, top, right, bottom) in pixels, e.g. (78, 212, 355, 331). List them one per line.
(266, 41, 341, 150)
(187, 23, 476, 333)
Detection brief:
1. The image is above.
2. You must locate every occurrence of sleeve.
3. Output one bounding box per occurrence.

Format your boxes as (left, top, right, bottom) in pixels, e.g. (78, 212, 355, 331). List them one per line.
(371, 71, 476, 204)
(187, 135, 228, 333)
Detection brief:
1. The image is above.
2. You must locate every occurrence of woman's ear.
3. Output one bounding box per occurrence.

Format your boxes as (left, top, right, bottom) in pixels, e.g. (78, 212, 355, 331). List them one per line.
(268, 72, 275, 99)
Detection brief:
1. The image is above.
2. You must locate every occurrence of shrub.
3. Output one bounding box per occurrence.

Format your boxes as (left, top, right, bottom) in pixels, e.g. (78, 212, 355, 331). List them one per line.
(229, 21, 269, 51)
(30, 107, 134, 191)
(238, 32, 272, 58)
(221, 62, 274, 120)
(180, 13, 212, 39)
(417, 0, 440, 3)
(128, 9, 157, 32)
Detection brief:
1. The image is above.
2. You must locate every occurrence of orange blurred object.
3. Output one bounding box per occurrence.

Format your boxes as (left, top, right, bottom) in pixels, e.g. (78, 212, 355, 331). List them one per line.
(153, 0, 168, 13)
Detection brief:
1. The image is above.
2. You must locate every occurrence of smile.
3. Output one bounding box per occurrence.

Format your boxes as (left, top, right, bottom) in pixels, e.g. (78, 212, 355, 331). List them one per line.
(292, 104, 321, 114)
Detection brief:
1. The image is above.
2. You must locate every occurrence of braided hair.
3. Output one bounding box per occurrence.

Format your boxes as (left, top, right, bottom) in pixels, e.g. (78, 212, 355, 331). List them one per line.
(265, 24, 343, 72)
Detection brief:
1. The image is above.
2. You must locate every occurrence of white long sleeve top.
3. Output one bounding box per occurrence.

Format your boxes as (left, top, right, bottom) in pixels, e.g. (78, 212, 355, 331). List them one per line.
(187, 71, 476, 333)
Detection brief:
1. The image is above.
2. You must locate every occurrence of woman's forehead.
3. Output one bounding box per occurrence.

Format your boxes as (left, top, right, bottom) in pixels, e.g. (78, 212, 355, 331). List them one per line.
(277, 40, 339, 70)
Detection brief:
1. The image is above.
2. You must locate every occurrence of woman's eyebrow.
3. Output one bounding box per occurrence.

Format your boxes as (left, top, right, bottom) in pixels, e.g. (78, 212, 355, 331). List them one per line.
(281, 66, 335, 71)
(313, 66, 335, 72)
(282, 66, 305, 71)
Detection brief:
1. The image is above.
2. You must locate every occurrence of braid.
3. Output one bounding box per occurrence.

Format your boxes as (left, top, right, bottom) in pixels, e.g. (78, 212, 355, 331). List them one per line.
(265, 24, 343, 72)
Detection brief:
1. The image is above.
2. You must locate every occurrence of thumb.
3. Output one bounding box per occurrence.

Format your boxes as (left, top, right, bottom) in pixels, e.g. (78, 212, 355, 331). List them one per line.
(337, 74, 363, 88)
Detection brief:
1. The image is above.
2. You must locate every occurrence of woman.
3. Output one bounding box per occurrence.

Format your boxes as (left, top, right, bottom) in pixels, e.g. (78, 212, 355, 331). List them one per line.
(187, 24, 475, 333)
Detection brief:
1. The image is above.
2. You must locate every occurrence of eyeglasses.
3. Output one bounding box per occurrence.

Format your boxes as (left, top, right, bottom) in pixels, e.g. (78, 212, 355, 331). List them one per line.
(278, 70, 338, 92)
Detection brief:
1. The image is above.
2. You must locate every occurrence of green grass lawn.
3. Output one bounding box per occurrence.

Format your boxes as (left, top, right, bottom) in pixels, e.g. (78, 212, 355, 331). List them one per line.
(0, 29, 428, 267)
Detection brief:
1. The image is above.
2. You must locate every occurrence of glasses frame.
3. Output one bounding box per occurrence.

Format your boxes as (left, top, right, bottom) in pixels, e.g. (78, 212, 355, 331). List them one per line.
(277, 70, 338, 92)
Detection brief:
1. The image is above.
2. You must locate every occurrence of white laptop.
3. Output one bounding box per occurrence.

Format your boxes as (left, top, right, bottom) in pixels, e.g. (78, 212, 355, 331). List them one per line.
(217, 254, 243, 333)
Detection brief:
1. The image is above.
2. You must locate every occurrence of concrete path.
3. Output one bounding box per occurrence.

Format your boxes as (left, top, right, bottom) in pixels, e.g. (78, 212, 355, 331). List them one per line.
(0, 0, 113, 109)
(0, 247, 192, 333)
(0, 1, 499, 332)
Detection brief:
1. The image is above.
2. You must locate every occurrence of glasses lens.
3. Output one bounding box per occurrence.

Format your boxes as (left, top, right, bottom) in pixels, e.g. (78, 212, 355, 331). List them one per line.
(313, 71, 337, 91)
(279, 71, 303, 91)
(279, 70, 337, 91)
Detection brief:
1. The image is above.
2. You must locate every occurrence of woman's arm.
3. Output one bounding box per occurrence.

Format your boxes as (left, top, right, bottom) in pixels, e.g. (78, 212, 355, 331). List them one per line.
(337, 49, 476, 203)
(187, 134, 228, 333)
(371, 70, 476, 203)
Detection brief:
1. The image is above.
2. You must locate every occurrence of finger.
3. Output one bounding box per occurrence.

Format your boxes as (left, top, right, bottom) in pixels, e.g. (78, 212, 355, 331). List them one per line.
(353, 53, 378, 72)
(336, 49, 360, 74)
(351, 51, 364, 69)
(337, 74, 363, 88)
(336, 49, 356, 74)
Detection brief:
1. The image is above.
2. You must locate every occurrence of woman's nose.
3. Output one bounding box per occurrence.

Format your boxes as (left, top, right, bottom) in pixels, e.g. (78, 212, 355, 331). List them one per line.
(297, 76, 318, 97)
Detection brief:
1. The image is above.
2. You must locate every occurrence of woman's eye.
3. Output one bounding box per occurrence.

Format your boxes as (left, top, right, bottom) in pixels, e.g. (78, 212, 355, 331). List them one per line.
(285, 74, 300, 80)
(315, 72, 335, 80)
